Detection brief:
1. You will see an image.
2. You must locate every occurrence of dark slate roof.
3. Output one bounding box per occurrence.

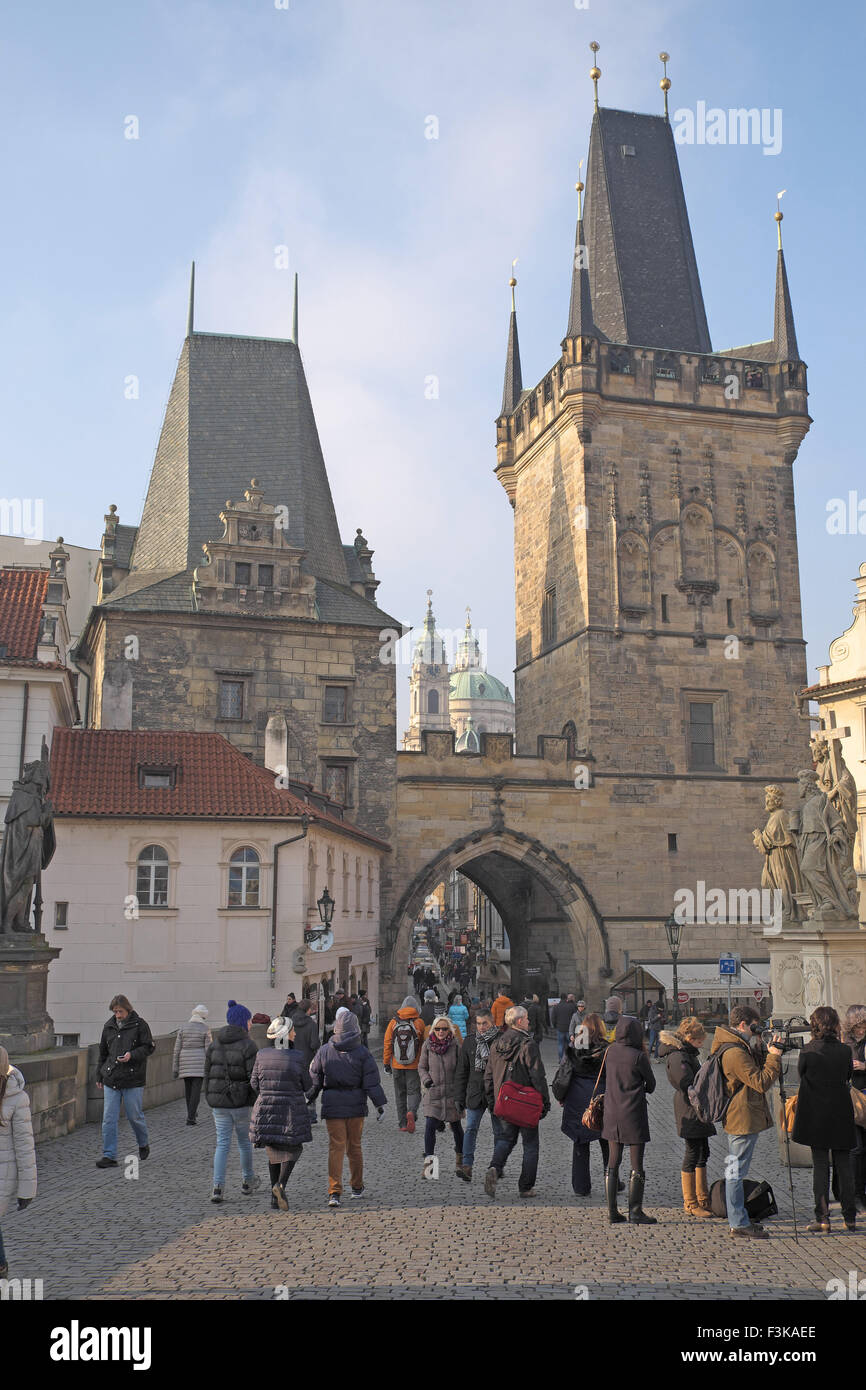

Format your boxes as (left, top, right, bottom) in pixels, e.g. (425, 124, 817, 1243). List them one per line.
(773, 248, 800, 361)
(314, 578, 399, 629)
(343, 544, 365, 585)
(113, 524, 138, 570)
(566, 216, 600, 339)
(130, 333, 351, 587)
(500, 309, 523, 415)
(582, 109, 711, 353)
(715, 339, 776, 362)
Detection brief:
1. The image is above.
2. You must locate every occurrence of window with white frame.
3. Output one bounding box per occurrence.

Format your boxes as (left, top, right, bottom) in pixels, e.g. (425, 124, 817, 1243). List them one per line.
(136, 845, 169, 907)
(228, 846, 261, 907)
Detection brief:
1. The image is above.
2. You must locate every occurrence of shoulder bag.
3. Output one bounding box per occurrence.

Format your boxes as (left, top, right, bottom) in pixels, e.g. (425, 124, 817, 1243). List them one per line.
(581, 1049, 608, 1133)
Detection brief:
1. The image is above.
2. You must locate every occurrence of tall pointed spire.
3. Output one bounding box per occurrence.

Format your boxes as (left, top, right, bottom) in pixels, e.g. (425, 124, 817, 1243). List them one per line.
(500, 265, 523, 415)
(186, 261, 195, 338)
(566, 162, 597, 340)
(291, 271, 299, 345)
(772, 193, 799, 361)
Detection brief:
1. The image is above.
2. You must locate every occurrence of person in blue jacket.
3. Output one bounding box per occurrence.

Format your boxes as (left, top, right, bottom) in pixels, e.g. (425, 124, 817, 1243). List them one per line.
(448, 996, 469, 1040)
(308, 1009, 387, 1208)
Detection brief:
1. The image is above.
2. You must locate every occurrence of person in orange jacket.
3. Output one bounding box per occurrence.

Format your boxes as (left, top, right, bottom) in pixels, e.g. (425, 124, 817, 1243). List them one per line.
(383, 996, 426, 1133)
(491, 990, 515, 1029)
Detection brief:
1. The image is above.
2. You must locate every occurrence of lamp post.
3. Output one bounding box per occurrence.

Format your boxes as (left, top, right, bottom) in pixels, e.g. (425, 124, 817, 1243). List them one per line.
(317, 887, 335, 928)
(664, 913, 684, 1026)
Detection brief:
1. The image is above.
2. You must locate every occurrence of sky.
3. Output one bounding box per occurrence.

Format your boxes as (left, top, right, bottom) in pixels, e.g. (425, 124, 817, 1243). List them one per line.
(1, 0, 864, 737)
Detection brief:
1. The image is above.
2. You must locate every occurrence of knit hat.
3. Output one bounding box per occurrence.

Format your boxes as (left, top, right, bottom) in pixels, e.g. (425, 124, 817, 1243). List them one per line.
(190, 1004, 209, 1021)
(267, 1016, 293, 1048)
(604, 996, 623, 1014)
(424, 990, 436, 1001)
(334, 1010, 361, 1043)
(226, 999, 251, 1028)
(335, 1006, 350, 1019)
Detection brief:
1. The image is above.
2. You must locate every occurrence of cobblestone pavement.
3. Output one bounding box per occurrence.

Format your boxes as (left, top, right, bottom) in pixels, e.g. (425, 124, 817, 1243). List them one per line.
(8, 1039, 865, 1301)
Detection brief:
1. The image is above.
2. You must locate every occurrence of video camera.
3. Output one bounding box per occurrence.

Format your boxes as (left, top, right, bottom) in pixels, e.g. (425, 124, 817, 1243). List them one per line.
(755, 1015, 810, 1054)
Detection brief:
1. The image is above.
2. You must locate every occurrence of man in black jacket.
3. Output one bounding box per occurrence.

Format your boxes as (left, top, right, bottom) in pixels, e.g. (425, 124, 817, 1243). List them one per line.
(95, 994, 155, 1168)
(551, 994, 575, 1061)
(203, 1000, 261, 1203)
(521, 994, 544, 1042)
(454, 1010, 503, 1181)
(483, 1006, 550, 1199)
(292, 1001, 321, 1123)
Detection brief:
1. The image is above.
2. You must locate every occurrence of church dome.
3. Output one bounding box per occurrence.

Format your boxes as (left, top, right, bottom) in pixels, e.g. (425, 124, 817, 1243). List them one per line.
(455, 716, 481, 753)
(449, 669, 512, 703)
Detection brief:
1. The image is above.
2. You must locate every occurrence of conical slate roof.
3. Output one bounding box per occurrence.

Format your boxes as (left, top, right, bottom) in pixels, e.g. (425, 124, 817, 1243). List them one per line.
(500, 308, 523, 416)
(582, 109, 711, 352)
(772, 248, 800, 362)
(130, 333, 350, 587)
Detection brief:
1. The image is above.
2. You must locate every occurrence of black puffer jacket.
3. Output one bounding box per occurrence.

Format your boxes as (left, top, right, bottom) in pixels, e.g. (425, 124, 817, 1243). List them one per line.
(203, 1025, 258, 1109)
(97, 1012, 155, 1090)
(249, 1048, 313, 1148)
(291, 1013, 320, 1068)
(658, 1030, 716, 1139)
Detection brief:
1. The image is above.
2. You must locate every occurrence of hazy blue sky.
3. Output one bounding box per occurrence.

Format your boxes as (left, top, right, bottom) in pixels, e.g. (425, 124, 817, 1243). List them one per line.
(1, 0, 863, 736)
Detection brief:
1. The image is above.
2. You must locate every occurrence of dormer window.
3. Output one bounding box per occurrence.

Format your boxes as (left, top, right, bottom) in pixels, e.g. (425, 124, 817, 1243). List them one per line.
(138, 764, 176, 789)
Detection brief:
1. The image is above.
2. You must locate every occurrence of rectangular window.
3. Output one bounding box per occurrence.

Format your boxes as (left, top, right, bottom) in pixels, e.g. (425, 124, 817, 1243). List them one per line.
(543, 376, 552, 404)
(47, 582, 65, 603)
(235, 562, 252, 587)
(138, 764, 176, 789)
(54, 902, 68, 929)
(323, 764, 348, 805)
(323, 686, 348, 723)
(688, 702, 716, 769)
(515, 410, 524, 435)
(542, 587, 557, 647)
(528, 393, 537, 420)
(667, 834, 677, 854)
(660, 594, 669, 624)
(219, 680, 245, 719)
(257, 564, 273, 588)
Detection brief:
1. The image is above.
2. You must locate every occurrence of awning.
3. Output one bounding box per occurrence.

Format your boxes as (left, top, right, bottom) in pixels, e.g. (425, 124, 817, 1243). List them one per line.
(617, 961, 770, 1001)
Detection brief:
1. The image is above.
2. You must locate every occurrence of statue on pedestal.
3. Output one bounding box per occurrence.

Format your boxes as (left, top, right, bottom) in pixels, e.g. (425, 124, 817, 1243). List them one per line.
(0, 737, 56, 934)
(813, 735, 860, 873)
(752, 784, 805, 923)
(795, 768, 858, 921)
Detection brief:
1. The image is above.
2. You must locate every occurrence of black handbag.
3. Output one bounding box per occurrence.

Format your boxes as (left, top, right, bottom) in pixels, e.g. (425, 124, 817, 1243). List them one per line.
(551, 1054, 575, 1103)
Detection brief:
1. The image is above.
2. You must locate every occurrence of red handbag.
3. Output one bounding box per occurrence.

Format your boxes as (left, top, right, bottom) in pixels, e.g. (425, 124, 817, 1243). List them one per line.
(494, 1063, 544, 1128)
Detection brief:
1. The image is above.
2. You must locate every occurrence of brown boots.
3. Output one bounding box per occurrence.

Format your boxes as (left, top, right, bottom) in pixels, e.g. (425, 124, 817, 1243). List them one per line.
(682, 1170, 713, 1217)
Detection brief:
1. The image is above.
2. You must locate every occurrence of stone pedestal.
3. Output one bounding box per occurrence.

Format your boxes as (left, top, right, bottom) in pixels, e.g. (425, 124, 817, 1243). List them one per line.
(0, 933, 61, 1055)
(763, 916, 866, 1019)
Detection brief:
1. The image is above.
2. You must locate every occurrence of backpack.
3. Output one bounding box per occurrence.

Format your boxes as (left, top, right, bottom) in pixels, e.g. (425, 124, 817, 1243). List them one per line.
(687, 1043, 738, 1125)
(392, 1017, 419, 1065)
(709, 1177, 778, 1223)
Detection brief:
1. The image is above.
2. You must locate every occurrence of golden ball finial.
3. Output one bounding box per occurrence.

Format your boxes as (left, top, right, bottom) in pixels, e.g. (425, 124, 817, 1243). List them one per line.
(590, 67, 601, 80)
(774, 210, 783, 223)
(659, 51, 670, 62)
(660, 77, 671, 92)
(590, 40, 599, 52)
(509, 276, 517, 287)
(575, 181, 584, 193)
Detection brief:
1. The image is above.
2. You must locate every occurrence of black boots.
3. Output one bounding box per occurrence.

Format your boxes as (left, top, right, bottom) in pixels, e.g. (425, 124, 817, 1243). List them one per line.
(627, 1170, 657, 1225)
(606, 1169, 626, 1224)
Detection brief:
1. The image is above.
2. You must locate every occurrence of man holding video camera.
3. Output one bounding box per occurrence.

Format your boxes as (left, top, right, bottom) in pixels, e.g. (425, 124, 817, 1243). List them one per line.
(710, 1004, 783, 1239)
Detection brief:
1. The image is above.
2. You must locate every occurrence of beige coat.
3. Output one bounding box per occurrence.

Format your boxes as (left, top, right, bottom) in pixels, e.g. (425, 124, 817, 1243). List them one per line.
(711, 1024, 781, 1134)
(0, 1068, 37, 1217)
(172, 1019, 212, 1079)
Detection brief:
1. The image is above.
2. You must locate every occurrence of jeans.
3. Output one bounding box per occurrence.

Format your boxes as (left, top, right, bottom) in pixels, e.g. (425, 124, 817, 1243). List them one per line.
(326, 1116, 365, 1195)
(392, 1068, 421, 1127)
(101, 1085, 148, 1159)
(812, 1147, 856, 1224)
(211, 1107, 254, 1188)
(647, 1026, 660, 1057)
(462, 1107, 504, 1169)
(726, 1131, 760, 1229)
(184, 1076, 202, 1122)
(556, 1031, 568, 1062)
(490, 1120, 539, 1192)
(423, 1116, 464, 1157)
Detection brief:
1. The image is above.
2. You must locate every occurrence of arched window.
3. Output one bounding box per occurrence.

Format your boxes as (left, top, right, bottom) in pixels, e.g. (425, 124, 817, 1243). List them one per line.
(342, 854, 350, 912)
(228, 846, 260, 907)
(367, 859, 374, 913)
(355, 857, 362, 913)
(561, 720, 578, 757)
(307, 844, 317, 915)
(326, 847, 335, 896)
(427, 689, 439, 714)
(136, 845, 169, 907)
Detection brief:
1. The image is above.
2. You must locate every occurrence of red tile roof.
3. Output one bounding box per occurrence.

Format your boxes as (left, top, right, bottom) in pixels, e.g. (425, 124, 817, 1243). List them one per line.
(800, 676, 866, 698)
(0, 568, 48, 659)
(50, 728, 389, 847)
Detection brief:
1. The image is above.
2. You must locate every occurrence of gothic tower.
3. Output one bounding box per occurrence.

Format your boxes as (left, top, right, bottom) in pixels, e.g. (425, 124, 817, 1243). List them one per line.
(495, 97, 810, 783)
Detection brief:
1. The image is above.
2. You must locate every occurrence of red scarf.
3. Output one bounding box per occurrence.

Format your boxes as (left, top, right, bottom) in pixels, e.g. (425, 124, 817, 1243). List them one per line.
(428, 1030, 453, 1055)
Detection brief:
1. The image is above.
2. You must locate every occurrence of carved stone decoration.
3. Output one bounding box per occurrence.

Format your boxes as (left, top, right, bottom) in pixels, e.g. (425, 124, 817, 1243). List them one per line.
(746, 541, 780, 622)
(751, 784, 806, 922)
(680, 503, 715, 583)
(617, 531, 650, 619)
(0, 737, 56, 933)
(734, 475, 748, 533)
(812, 736, 859, 856)
(796, 769, 859, 920)
(639, 460, 653, 527)
(776, 953, 805, 1009)
(832, 956, 865, 1007)
(803, 958, 825, 1011)
(490, 778, 506, 834)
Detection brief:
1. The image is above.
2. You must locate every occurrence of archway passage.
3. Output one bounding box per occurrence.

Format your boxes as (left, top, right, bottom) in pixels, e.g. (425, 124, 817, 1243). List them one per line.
(386, 828, 611, 1012)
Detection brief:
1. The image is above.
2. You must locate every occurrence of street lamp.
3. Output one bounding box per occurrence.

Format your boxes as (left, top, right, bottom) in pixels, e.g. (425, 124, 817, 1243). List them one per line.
(664, 912, 684, 1026)
(317, 887, 336, 927)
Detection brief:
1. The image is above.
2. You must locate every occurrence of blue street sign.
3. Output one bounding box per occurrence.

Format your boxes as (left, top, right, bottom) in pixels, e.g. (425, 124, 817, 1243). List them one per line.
(719, 956, 737, 976)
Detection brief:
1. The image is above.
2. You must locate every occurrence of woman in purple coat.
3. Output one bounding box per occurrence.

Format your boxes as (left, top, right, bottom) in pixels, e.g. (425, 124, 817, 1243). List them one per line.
(601, 1015, 656, 1225)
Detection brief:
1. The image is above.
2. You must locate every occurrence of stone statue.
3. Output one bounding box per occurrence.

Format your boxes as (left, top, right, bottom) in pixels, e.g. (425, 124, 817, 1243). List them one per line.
(795, 768, 858, 920)
(813, 735, 859, 867)
(0, 737, 56, 933)
(752, 784, 805, 922)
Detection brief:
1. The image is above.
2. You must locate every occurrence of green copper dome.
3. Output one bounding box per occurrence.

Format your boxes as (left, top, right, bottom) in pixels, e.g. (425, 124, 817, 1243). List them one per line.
(449, 670, 513, 703)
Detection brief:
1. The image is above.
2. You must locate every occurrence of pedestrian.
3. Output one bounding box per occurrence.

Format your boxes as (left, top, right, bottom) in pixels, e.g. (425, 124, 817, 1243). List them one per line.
(844, 1003, 866, 1212)
(468, 997, 485, 1033)
(560, 1013, 617, 1198)
(0, 1046, 37, 1279)
(420, 989, 439, 1028)
(454, 1008, 503, 1182)
(171, 1003, 211, 1126)
(521, 993, 544, 1043)
(356, 990, 372, 1045)
(601, 1016, 657, 1224)
(568, 999, 588, 1044)
(712, 1004, 782, 1239)
(448, 994, 469, 1041)
(250, 1017, 311, 1211)
(792, 1005, 857, 1233)
(282, 992, 299, 1020)
(491, 987, 515, 1031)
(383, 995, 426, 1133)
(95, 994, 155, 1169)
(203, 1000, 261, 1204)
(413, 965, 426, 999)
(483, 1005, 550, 1199)
(289, 998, 320, 1124)
(602, 995, 623, 1043)
(646, 1000, 665, 1059)
(419, 1016, 465, 1177)
(310, 1008, 387, 1207)
(551, 993, 575, 1061)
(658, 1017, 715, 1218)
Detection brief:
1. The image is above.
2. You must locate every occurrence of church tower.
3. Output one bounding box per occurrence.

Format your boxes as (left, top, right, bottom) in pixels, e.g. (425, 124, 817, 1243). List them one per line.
(404, 592, 451, 749)
(495, 57, 810, 784)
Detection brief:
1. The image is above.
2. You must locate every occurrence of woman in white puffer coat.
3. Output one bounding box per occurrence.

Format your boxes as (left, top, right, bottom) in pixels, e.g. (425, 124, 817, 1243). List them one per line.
(0, 1045, 37, 1277)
